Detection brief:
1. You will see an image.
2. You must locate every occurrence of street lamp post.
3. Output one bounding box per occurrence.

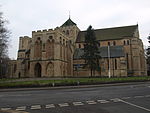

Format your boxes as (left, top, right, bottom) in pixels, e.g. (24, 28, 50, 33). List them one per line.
(0, 59, 2, 78)
(108, 45, 111, 78)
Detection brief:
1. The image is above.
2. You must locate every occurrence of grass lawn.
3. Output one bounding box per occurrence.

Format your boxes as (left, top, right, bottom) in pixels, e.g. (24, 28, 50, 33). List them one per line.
(0, 76, 150, 88)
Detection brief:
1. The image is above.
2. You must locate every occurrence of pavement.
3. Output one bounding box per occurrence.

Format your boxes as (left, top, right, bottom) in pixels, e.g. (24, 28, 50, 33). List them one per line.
(0, 81, 150, 113)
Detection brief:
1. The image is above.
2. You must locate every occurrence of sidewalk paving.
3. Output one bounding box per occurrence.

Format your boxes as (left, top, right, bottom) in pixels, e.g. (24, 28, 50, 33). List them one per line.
(0, 81, 149, 92)
(0, 110, 28, 113)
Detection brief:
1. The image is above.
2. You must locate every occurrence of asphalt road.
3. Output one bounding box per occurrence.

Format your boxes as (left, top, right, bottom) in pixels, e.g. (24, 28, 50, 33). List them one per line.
(0, 82, 150, 113)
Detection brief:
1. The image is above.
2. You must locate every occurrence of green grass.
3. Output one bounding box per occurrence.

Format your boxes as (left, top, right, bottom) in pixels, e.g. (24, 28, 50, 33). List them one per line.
(0, 76, 150, 88)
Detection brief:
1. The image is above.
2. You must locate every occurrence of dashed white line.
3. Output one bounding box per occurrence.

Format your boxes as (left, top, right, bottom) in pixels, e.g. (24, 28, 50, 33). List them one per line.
(110, 98, 121, 102)
(58, 103, 69, 107)
(73, 102, 84, 106)
(86, 100, 97, 105)
(97, 100, 109, 103)
(134, 96, 144, 98)
(145, 95, 150, 97)
(16, 106, 26, 111)
(45, 104, 55, 108)
(1, 108, 11, 110)
(31, 105, 41, 110)
(122, 97, 131, 99)
(120, 99, 150, 112)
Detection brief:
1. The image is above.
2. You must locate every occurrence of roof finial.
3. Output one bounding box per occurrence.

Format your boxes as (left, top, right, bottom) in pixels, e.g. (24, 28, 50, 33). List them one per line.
(69, 11, 70, 19)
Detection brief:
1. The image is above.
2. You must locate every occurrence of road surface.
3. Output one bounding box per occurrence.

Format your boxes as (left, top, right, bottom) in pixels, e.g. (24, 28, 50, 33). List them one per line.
(0, 82, 150, 113)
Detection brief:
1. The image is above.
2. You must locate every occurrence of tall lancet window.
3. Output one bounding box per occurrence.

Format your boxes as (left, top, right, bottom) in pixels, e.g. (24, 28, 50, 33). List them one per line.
(34, 37, 42, 58)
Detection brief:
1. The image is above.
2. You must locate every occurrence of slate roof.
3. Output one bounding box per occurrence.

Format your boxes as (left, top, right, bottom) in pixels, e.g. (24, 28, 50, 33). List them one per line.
(73, 46, 125, 59)
(61, 18, 77, 27)
(76, 25, 138, 42)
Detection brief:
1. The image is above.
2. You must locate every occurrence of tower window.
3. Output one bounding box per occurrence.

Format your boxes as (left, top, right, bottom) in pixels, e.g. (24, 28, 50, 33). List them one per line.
(37, 37, 41, 40)
(49, 36, 53, 39)
(63, 39, 65, 45)
(66, 30, 69, 35)
(60, 37, 62, 44)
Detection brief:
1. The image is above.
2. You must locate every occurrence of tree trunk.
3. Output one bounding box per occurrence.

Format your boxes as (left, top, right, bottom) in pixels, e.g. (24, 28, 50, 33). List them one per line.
(91, 68, 93, 77)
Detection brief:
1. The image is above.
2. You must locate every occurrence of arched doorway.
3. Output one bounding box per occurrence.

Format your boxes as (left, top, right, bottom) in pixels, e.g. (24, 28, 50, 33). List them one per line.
(34, 63, 41, 77)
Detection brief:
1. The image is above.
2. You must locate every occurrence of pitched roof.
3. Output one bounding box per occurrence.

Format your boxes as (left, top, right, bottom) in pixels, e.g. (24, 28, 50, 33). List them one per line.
(73, 46, 125, 59)
(76, 25, 138, 42)
(61, 18, 77, 27)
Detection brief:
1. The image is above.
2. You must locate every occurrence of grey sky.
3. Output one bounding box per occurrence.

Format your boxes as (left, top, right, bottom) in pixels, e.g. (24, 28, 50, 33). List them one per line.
(0, 0, 150, 59)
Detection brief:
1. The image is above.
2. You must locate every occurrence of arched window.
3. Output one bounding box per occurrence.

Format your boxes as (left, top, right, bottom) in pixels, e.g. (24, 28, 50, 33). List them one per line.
(66, 30, 69, 35)
(49, 36, 53, 39)
(79, 44, 81, 48)
(83, 44, 86, 48)
(46, 40, 54, 59)
(127, 40, 130, 45)
(63, 39, 65, 45)
(124, 40, 126, 45)
(14, 64, 17, 73)
(34, 39, 42, 58)
(60, 37, 62, 44)
(98, 42, 100, 47)
(28, 61, 30, 69)
(113, 41, 116, 46)
(126, 53, 129, 69)
(37, 37, 41, 40)
(43, 43, 45, 50)
(115, 59, 117, 70)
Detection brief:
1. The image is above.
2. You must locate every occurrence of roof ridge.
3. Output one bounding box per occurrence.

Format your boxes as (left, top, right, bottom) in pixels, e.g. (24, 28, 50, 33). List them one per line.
(81, 24, 138, 32)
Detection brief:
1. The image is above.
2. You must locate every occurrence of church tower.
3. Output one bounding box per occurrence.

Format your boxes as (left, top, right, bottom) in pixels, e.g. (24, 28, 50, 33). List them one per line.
(58, 17, 80, 44)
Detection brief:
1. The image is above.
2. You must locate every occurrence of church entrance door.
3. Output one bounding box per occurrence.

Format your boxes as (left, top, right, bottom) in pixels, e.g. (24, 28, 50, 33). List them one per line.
(34, 63, 41, 77)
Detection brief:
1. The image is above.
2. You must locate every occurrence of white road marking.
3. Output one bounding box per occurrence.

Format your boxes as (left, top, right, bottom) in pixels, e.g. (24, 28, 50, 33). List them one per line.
(16, 106, 26, 111)
(58, 103, 69, 107)
(120, 99, 150, 112)
(97, 100, 109, 103)
(86, 100, 97, 105)
(122, 97, 131, 99)
(110, 98, 121, 102)
(31, 105, 41, 110)
(73, 102, 84, 106)
(145, 95, 150, 97)
(45, 104, 55, 108)
(134, 96, 144, 98)
(1, 108, 11, 110)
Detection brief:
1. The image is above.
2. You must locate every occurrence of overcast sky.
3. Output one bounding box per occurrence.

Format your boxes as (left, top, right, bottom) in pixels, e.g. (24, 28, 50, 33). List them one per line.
(0, 0, 150, 59)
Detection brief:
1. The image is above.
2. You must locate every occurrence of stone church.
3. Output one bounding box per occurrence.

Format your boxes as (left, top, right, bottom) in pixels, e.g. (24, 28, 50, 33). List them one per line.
(9, 18, 147, 78)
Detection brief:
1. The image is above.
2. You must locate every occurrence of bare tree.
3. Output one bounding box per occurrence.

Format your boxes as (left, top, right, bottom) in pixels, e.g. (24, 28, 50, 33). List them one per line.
(0, 11, 10, 78)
